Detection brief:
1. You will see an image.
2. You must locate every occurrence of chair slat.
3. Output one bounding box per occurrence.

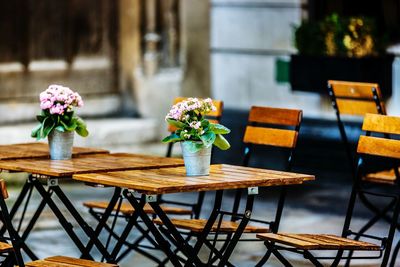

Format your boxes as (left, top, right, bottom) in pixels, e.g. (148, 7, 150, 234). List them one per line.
(248, 106, 302, 126)
(329, 80, 380, 99)
(243, 126, 298, 148)
(336, 99, 380, 116)
(362, 114, 400, 135)
(357, 136, 400, 159)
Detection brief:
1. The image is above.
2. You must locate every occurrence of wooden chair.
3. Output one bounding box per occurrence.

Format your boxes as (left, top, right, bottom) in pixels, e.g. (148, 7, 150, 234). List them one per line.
(154, 106, 303, 265)
(329, 80, 400, 266)
(257, 113, 400, 267)
(0, 180, 118, 267)
(328, 80, 392, 183)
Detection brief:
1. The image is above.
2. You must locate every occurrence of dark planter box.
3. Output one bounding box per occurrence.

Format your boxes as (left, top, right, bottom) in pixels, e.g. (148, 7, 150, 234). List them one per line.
(290, 54, 395, 97)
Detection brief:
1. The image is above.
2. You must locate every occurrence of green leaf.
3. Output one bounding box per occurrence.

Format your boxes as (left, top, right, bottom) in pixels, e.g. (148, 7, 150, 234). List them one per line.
(75, 117, 89, 137)
(200, 131, 216, 148)
(31, 124, 42, 138)
(213, 134, 231, 150)
(55, 125, 65, 132)
(162, 133, 182, 143)
(166, 119, 186, 129)
(209, 123, 230, 135)
(36, 115, 46, 123)
(42, 123, 55, 139)
(60, 119, 77, 132)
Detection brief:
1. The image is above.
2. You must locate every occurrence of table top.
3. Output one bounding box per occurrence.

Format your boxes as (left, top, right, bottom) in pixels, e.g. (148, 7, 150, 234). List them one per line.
(0, 153, 184, 177)
(0, 142, 109, 160)
(73, 164, 315, 194)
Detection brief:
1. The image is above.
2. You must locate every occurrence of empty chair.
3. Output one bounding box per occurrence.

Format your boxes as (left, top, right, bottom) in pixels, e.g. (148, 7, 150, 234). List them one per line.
(257, 113, 400, 267)
(154, 106, 303, 265)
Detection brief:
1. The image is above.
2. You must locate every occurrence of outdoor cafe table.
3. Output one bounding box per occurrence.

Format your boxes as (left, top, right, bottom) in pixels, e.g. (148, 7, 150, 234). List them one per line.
(73, 164, 315, 266)
(0, 152, 184, 262)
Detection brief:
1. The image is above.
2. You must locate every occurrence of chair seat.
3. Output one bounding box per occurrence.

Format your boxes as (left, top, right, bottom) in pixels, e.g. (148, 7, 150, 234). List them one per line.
(83, 201, 192, 215)
(363, 168, 399, 184)
(154, 218, 270, 233)
(257, 233, 380, 251)
(0, 241, 12, 252)
(26, 256, 118, 267)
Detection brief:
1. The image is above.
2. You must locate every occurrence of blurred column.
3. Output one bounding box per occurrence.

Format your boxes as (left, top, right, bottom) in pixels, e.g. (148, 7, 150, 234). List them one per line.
(119, 0, 141, 113)
(181, 0, 211, 97)
(143, 0, 161, 76)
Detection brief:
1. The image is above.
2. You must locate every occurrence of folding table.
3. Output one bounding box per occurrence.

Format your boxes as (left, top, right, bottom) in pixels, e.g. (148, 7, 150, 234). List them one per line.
(73, 164, 315, 266)
(0, 152, 184, 262)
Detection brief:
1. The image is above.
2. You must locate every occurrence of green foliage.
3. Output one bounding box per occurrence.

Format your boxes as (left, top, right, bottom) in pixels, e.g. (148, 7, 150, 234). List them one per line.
(294, 13, 386, 57)
(162, 119, 231, 153)
(31, 110, 89, 140)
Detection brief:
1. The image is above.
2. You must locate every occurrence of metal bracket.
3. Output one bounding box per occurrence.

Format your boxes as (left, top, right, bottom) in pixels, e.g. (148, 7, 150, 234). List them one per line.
(146, 194, 157, 203)
(47, 178, 59, 187)
(248, 187, 259, 195)
(245, 210, 252, 218)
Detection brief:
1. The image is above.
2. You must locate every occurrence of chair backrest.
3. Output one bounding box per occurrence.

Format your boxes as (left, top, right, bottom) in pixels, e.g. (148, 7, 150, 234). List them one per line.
(357, 114, 400, 161)
(328, 80, 386, 116)
(328, 80, 386, 178)
(232, 106, 302, 233)
(242, 106, 302, 168)
(341, 114, 400, 256)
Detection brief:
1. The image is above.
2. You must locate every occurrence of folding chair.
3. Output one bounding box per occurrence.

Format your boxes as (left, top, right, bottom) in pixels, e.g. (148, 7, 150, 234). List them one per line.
(328, 80, 400, 266)
(257, 113, 400, 267)
(154, 106, 303, 265)
(0, 179, 118, 267)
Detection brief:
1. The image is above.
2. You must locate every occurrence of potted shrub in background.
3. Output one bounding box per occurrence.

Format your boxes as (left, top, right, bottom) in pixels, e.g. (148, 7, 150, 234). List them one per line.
(162, 98, 230, 176)
(291, 13, 393, 96)
(31, 84, 88, 160)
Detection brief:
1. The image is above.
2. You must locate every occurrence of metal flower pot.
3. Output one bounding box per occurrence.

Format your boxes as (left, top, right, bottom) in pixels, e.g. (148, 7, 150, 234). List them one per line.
(181, 142, 212, 176)
(48, 130, 74, 160)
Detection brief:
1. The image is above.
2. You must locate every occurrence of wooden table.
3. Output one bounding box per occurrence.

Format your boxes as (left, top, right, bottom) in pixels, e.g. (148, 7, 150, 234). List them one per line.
(0, 152, 184, 262)
(74, 164, 314, 266)
(0, 142, 108, 160)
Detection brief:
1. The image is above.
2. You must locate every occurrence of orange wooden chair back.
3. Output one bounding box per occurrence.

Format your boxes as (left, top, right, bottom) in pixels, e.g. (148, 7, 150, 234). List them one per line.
(358, 114, 400, 161)
(328, 80, 386, 116)
(243, 106, 302, 149)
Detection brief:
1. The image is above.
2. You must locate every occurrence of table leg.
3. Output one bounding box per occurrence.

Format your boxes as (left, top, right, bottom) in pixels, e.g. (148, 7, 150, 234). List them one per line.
(50, 184, 115, 261)
(124, 190, 184, 267)
(217, 194, 254, 267)
(81, 187, 122, 260)
(0, 180, 33, 236)
(30, 178, 99, 261)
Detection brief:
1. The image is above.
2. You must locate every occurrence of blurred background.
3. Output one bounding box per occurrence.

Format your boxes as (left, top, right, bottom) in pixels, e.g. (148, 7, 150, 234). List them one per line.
(1, 0, 400, 266)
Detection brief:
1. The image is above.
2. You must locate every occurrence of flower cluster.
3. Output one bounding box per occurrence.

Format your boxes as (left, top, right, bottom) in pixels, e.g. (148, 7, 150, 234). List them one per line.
(162, 97, 230, 153)
(32, 84, 88, 140)
(166, 98, 216, 122)
(39, 84, 84, 115)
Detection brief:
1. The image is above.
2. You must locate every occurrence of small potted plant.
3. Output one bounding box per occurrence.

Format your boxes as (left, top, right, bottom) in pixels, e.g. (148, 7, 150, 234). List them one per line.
(31, 84, 89, 160)
(162, 98, 230, 176)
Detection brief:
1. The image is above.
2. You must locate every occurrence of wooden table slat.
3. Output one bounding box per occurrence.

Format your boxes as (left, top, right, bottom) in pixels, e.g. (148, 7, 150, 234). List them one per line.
(73, 164, 315, 194)
(0, 153, 184, 177)
(0, 142, 109, 160)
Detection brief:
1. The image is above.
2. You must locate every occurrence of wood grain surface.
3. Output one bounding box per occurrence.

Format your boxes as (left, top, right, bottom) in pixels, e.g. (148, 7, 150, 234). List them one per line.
(74, 164, 314, 194)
